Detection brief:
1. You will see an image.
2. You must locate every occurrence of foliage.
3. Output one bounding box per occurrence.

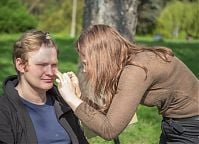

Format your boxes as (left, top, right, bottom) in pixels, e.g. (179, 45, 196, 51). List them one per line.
(0, 0, 37, 33)
(35, 0, 84, 35)
(136, 0, 166, 35)
(182, 0, 199, 38)
(155, 0, 199, 39)
(1, 0, 198, 39)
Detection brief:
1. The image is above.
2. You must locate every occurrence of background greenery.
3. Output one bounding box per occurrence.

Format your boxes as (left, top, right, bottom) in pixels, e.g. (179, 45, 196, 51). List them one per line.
(0, 0, 198, 39)
(0, 0, 198, 143)
(0, 34, 198, 143)
(0, 0, 37, 33)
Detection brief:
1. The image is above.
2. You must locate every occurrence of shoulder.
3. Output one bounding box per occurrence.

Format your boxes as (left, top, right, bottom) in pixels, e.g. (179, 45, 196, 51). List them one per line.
(127, 51, 177, 83)
(0, 94, 19, 117)
(0, 95, 11, 109)
(126, 52, 157, 78)
(119, 63, 154, 88)
(0, 96, 12, 121)
(135, 51, 174, 69)
(133, 51, 171, 65)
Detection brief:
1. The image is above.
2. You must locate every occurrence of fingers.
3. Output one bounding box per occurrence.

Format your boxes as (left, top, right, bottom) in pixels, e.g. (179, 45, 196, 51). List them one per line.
(55, 69, 63, 85)
(56, 78, 61, 83)
(55, 70, 74, 80)
(55, 70, 78, 86)
(67, 71, 76, 79)
(63, 73, 71, 83)
(55, 70, 81, 98)
(67, 71, 77, 79)
(55, 70, 73, 85)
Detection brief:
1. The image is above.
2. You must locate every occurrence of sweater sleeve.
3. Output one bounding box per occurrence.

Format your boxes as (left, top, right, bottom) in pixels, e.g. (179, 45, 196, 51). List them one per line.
(75, 65, 154, 140)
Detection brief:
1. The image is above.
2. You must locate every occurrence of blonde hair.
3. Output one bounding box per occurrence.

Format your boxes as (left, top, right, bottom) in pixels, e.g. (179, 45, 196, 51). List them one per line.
(13, 30, 58, 75)
(75, 24, 174, 113)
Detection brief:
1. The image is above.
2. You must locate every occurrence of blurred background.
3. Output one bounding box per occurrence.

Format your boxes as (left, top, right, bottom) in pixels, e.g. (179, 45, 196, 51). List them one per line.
(0, 0, 198, 39)
(0, 0, 198, 144)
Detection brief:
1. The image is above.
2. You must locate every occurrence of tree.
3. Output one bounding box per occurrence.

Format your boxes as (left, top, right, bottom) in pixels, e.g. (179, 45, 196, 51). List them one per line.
(155, 0, 199, 39)
(182, 0, 199, 38)
(0, 0, 37, 33)
(70, 0, 77, 37)
(83, 0, 138, 41)
(32, 0, 84, 34)
(136, 0, 166, 35)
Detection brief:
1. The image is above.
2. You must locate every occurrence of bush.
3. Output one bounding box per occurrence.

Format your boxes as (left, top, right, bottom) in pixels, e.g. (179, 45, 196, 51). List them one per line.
(0, 0, 37, 33)
(155, 1, 199, 39)
(37, 0, 84, 35)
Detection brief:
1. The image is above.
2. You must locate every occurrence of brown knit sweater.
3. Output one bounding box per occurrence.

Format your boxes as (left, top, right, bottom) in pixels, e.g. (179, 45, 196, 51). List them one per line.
(75, 51, 199, 140)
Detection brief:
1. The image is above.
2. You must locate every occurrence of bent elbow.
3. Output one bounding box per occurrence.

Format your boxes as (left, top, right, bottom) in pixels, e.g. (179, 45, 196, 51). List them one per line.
(102, 136, 118, 141)
(99, 131, 120, 141)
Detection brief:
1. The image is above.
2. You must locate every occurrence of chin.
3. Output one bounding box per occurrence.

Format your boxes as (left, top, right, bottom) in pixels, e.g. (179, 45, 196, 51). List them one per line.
(41, 83, 54, 90)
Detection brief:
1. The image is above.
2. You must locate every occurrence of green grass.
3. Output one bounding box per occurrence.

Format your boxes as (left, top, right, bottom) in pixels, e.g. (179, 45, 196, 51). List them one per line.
(0, 34, 198, 144)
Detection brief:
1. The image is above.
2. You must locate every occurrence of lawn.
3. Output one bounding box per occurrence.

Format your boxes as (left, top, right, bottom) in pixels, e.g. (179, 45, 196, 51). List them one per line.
(0, 34, 198, 144)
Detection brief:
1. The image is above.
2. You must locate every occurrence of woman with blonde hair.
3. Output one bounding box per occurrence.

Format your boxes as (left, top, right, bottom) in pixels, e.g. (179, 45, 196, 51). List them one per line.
(56, 24, 199, 143)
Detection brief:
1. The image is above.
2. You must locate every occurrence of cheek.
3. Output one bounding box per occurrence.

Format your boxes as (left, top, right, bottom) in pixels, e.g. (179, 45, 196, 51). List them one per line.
(52, 67, 57, 73)
(26, 65, 44, 75)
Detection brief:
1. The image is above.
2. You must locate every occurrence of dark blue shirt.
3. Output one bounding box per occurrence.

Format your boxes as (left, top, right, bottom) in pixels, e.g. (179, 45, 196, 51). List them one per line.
(22, 96, 71, 144)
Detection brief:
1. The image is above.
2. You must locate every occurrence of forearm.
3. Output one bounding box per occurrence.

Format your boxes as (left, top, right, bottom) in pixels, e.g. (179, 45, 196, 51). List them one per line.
(75, 102, 121, 140)
(74, 66, 152, 140)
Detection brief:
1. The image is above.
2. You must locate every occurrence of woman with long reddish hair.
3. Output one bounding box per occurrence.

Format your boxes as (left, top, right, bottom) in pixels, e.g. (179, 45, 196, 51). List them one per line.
(56, 24, 199, 143)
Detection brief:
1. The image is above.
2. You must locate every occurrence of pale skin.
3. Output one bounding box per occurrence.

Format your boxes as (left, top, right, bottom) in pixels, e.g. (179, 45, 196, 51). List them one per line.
(56, 71, 83, 111)
(15, 46, 58, 105)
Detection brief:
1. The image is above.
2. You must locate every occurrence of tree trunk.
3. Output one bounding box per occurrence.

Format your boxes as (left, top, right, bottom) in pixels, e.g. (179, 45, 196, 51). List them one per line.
(70, 0, 77, 37)
(83, 0, 138, 41)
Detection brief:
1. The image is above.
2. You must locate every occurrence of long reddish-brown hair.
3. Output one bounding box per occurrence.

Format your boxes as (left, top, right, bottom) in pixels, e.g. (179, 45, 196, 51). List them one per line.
(75, 24, 174, 113)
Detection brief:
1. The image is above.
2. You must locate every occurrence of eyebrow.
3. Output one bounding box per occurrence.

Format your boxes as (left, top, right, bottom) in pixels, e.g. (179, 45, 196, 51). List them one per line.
(35, 60, 58, 64)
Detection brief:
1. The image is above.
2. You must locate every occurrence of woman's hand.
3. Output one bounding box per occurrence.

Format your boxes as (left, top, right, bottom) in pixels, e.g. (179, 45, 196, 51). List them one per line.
(55, 70, 83, 111)
(67, 71, 81, 98)
(56, 71, 76, 98)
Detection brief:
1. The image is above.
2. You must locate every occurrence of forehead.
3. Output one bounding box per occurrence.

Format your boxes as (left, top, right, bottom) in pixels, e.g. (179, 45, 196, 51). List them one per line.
(28, 46, 58, 63)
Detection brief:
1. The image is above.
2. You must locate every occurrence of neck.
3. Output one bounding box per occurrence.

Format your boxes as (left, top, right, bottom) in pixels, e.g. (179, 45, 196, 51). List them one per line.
(16, 82, 47, 105)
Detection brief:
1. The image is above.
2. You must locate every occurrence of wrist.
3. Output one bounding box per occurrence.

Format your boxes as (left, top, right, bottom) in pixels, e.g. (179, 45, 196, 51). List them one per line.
(65, 94, 83, 111)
